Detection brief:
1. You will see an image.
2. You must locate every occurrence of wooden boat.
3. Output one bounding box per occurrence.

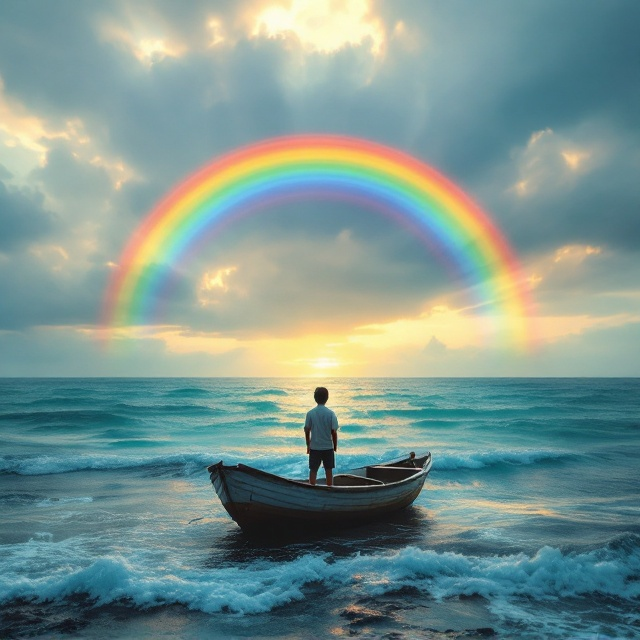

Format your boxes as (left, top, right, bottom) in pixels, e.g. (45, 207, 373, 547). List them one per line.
(207, 451, 432, 533)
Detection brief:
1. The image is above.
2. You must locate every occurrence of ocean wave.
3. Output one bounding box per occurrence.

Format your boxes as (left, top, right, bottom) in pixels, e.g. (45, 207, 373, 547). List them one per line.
(243, 401, 282, 412)
(0, 493, 94, 507)
(346, 437, 388, 445)
(255, 389, 289, 396)
(113, 403, 223, 416)
(412, 419, 460, 428)
(350, 392, 419, 401)
(1, 538, 638, 616)
(163, 387, 214, 398)
(26, 397, 96, 407)
(35, 497, 94, 508)
(339, 423, 369, 433)
(0, 450, 413, 478)
(433, 449, 571, 471)
(358, 407, 476, 420)
(0, 493, 46, 506)
(107, 439, 173, 449)
(358, 405, 587, 422)
(0, 448, 567, 477)
(0, 410, 141, 429)
(0, 452, 216, 477)
(26, 386, 95, 397)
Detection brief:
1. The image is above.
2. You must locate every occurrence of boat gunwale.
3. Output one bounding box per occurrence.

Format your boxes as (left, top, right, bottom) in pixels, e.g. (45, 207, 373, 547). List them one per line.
(208, 452, 431, 493)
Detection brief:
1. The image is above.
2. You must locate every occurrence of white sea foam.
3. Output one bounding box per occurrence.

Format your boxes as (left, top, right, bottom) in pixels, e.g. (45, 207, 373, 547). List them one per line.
(433, 449, 570, 470)
(2, 379, 638, 638)
(31, 532, 54, 542)
(0, 451, 388, 477)
(0, 447, 569, 477)
(0, 547, 332, 615)
(2, 538, 638, 616)
(0, 452, 216, 476)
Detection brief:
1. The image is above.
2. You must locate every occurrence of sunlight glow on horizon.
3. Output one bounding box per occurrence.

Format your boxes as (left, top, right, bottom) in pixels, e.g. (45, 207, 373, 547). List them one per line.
(95, 237, 627, 376)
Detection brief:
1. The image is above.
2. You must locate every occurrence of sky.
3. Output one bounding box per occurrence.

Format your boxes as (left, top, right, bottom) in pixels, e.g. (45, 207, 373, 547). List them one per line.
(0, 0, 638, 377)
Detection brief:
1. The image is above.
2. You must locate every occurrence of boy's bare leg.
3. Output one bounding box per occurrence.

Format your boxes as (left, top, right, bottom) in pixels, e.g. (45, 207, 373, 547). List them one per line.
(325, 467, 333, 487)
(309, 469, 317, 485)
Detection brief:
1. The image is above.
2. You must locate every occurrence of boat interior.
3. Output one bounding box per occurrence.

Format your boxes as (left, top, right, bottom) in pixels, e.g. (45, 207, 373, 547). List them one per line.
(332, 465, 421, 487)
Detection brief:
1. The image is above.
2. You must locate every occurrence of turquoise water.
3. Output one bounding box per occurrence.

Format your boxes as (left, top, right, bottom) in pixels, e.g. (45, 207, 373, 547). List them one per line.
(1, 378, 638, 638)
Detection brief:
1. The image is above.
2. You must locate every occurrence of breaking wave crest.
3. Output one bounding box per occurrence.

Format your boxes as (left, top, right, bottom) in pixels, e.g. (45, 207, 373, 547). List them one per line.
(1, 537, 638, 615)
(0, 447, 571, 477)
(433, 449, 571, 470)
(0, 452, 216, 477)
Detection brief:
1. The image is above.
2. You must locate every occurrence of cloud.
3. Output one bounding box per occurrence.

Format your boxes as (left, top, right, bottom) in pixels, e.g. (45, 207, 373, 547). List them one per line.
(0, 180, 56, 252)
(31, 140, 113, 210)
(253, 0, 385, 54)
(424, 335, 447, 356)
(495, 122, 640, 259)
(404, 0, 640, 181)
(0, 253, 106, 330)
(527, 244, 640, 318)
(156, 212, 455, 337)
(0, 326, 243, 377)
(0, 0, 638, 374)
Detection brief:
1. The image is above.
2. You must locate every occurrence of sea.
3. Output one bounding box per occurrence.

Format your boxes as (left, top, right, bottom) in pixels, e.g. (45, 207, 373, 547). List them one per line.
(0, 377, 638, 639)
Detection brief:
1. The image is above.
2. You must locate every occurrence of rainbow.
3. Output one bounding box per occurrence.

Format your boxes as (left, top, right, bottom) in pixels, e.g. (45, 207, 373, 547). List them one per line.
(103, 135, 535, 348)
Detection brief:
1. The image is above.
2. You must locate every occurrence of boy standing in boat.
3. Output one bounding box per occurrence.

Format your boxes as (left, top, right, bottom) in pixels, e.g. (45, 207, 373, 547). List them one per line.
(304, 386, 339, 486)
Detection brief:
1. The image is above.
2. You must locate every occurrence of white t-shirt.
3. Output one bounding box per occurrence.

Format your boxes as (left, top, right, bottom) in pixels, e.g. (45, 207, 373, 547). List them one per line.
(304, 404, 338, 450)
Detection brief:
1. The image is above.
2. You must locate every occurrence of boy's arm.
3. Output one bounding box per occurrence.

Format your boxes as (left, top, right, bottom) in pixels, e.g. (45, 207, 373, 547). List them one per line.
(332, 429, 338, 452)
(304, 427, 311, 454)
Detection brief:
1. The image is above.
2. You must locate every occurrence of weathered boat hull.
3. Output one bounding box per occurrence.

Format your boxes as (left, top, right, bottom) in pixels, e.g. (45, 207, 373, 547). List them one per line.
(208, 452, 432, 533)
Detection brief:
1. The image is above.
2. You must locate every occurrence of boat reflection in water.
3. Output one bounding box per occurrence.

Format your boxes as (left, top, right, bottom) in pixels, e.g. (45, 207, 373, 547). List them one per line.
(208, 452, 432, 535)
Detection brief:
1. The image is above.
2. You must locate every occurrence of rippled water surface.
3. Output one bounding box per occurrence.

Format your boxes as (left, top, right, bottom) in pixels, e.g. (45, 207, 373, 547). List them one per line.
(1, 378, 638, 638)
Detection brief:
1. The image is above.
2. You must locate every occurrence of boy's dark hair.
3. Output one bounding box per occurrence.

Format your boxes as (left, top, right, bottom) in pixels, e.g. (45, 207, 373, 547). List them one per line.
(314, 386, 329, 404)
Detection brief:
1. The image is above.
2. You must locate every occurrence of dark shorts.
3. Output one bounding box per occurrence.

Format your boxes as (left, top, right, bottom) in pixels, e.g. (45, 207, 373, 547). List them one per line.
(309, 449, 335, 471)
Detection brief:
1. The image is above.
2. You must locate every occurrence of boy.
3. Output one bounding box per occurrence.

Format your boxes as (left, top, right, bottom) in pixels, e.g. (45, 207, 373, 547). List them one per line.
(304, 386, 339, 486)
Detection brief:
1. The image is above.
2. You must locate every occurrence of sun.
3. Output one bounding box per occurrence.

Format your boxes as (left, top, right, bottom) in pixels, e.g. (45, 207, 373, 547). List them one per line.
(310, 357, 341, 373)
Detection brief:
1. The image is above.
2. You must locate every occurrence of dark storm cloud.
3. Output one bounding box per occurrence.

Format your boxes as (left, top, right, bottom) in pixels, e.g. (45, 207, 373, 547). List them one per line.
(0, 255, 106, 330)
(504, 151, 640, 256)
(0, 1, 121, 121)
(31, 141, 112, 207)
(2, 0, 637, 192)
(221, 38, 293, 140)
(380, 1, 640, 180)
(533, 250, 640, 318)
(0, 180, 56, 252)
(365, 1, 640, 263)
(0, 1, 233, 188)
